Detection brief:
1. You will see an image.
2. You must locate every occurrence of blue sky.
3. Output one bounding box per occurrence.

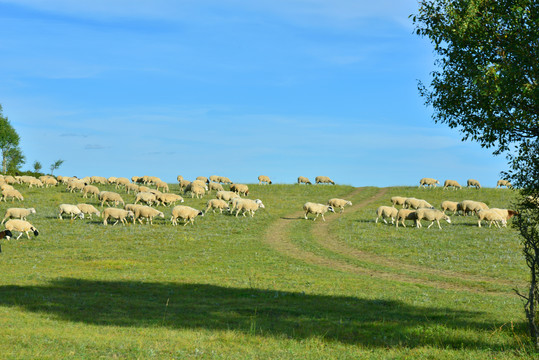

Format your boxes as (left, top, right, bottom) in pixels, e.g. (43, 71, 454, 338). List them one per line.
(0, 0, 508, 186)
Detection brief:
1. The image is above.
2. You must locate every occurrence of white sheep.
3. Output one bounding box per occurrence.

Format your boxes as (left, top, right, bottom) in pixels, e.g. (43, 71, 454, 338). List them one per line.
(4, 219, 39, 240)
(156, 193, 184, 206)
(488, 208, 517, 224)
(467, 179, 482, 189)
(90, 176, 108, 184)
(204, 199, 230, 214)
(375, 206, 398, 224)
(235, 199, 265, 217)
(459, 200, 488, 216)
(134, 192, 157, 206)
(66, 179, 87, 193)
(496, 180, 512, 189)
(114, 177, 130, 189)
(155, 180, 169, 192)
(102, 208, 134, 226)
(82, 185, 100, 199)
(218, 176, 232, 184)
(303, 202, 335, 221)
(476, 209, 507, 228)
(315, 176, 335, 185)
(390, 196, 408, 207)
(133, 206, 165, 225)
(415, 208, 451, 229)
(327, 198, 352, 213)
(230, 183, 249, 196)
(441, 201, 459, 215)
(2, 188, 24, 202)
(187, 184, 206, 198)
(177, 175, 184, 183)
(76, 204, 101, 219)
(170, 205, 204, 226)
(42, 177, 58, 187)
(258, 175, 272, 185)
(98, 191, 125, 207)
(443, 179, 462, 190)
(196, 176, 209, 183)
(179, 179, 191, 191)
(190, 180, 208, 190)
(297, 176, 312, 185)
(419, 177, 439, 188)
(1, 208, 36, 224)
(404, 198, 434, 210)
(208, 182, 224, 192)
(125, 183, 140, 194)
(58, 204, 85, 220)
(138, 185, 151, 193)
(216, 190, 240, 202)
(395, 209, 418, 228)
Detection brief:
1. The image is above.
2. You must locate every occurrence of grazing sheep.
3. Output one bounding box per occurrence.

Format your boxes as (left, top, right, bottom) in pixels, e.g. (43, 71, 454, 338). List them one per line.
(196, 176, 209, 184)
(134, 192, 157, 206)
(114, 177, 130, 189)
(156, 193, 184, 206)
(138, 185, 151, 193)
(133, 206, 164, 225)
(0, 184, 14, 191)
(235, 199, 265, 217)
(258, 175, 272, 185)
(204, 199, 230, 214)
(2, 188, 24, 202)
(208, 182, 224, 192)
(419, 178, 440, 188)
(179, 179, 191, 191)
(125, 183, 140, 194)
(209, 175, 220, 183)
(102, 208, 134, 226)
(171, 205, 204, 226)
(496, 180, 512, 189)
(404, 198, 434, 210)
(327, 198, 353, 213)
(218, 176, 232, 184)
(155, 180, 169, 193)
(58, 204, 85, 220)
(375, 206, 398, 224)
(1, 208, 36, 224)
(189, 180, 208, 190)
(66, 179, 87, 193)
(108, 176, 118, 184)
(4, 175, 18, 184)
(390, 196, 408, 208)
(467, 179, 482, 189)
(82, 185, 100, 199)
(415, 209, 451, 229)
(476, 209, 507, 228)
(315, 176, 335, 185)
(395, 209, 418, 228)
(297, 176, 312, 185)
(42, 177, 58, 187)
(216, 190, 241, 202)
(98, 191, 125, 207)
(124, 204, 146, 213)
(4, 219, 39, 240)
(230, 183, 249, 196)
(131, 176, 144, 184)
(441, 201, 459, 215)
(90, 176, 108, 184)
(76, 204, 101, 219)
(459, 200, 489, 216)
(443, 180, 462, 190)
(27, 178, 43, 188)
(186, 184, 206, 199)
(303, 202, 335, 221)
(489, 208, 518, 223)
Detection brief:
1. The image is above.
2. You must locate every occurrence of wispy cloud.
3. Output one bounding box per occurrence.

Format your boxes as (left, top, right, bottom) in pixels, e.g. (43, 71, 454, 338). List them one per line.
(84, 144, 108, 150)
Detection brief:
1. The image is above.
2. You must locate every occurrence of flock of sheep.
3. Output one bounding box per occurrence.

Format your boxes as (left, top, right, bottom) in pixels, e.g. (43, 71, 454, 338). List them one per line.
(0, 173, 341, 240)
(375, 177, 515, 229)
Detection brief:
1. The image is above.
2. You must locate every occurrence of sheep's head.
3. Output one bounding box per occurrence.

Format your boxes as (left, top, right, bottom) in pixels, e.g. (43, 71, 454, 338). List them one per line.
(444, 215, 451, 224)
(29, 208, 36, 214)
(32, 228, 39, 237)
(158, 212, 165, 218)
(78, 213, 85, 219)
(198, 211, 205, 217)
(4, 229, 12, 240)
(507, 210, 518, 219)
(328, 206, 335, 213)
(347, 201, 352, 206)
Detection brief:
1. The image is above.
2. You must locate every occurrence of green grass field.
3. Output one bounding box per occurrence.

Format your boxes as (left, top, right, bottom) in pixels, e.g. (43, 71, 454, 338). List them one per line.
(0, 181, 534, 359)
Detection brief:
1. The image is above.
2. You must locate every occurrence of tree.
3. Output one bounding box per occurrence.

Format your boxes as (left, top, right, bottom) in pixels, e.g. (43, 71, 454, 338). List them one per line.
(0, 105, 24, 174)
(33, 161, 42, 173)
(50, 159, 64, 175)
(413, 0, 539, 347)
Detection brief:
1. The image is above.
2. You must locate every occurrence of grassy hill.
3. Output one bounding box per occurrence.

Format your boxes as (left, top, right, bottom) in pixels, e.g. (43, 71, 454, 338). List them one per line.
(0, 182, 532, 359)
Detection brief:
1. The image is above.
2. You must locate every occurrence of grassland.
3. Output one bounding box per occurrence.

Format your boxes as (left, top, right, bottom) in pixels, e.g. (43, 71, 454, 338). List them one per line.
(0, 181, 534, 359)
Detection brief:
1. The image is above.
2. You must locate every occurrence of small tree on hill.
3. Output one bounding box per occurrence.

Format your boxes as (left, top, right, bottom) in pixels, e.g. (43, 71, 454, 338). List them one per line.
(413, 0, 539, 347)
(0, 105, 24, 174)
(50, 159, 64, 176)
(33, 161, 42, 173)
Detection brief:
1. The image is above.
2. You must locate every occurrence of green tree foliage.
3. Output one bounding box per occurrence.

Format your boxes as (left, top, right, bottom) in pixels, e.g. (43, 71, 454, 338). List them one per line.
(413, 0, 539, 347)
(50, 159, 64, 175)
(0, 105, 25, 174)
(33, 160, 42, 173)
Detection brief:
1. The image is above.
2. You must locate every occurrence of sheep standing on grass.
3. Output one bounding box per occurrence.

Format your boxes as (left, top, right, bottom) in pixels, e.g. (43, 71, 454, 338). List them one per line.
(156, 193, 184, 206)
(441, 201, 459, 215)
(230, 184, 249, 196)
(443, 180, 462, 190)
(235, 199, 265, 217)
(404, 198, 434, 209)
(196, 176, 209, 184)
(179, 179, 191, 191)
(134, 192, 157, 206)
(459, 200, 489, 216)
(42, 177, 58, 187)
(133, 206, 165, 225)
(1, 208, 36, 224)
(125, 183, 140, 194)
(2, 188, 24, 202)
(99, 191, 125, 207)
(419, 178, 439, 188)
(82, 185, 100, 199)
(218, 176, 232, 184)
(315, 176, 335, 185)
(496, 180, 512, 189)
(415, 209, 451, 229)
(209, 175, 220, 183)
(476, 209, 507, 228)
(467, 179, 482, 189)
(297, 176, 312, 185)
(205, 199, 230, 214)
(187, 185, 206, 199)
(303, 202, 335, 221)
(58, 204, 85, 220)
(216, 191, 240, 202)
(171, 206, 204, 226)
(375, 206, 398, 224)
(76, 204, 101, 219)
(208, 182, 224, 192)
(155, 180, 169, 193)
(4, 219, 39, 240)
(328, 198, 353, 213)
(102, 208, 134, 226)
(390, 196, 408, 208)
(258, 175, 272, 185)
(396, 209, 418, 228)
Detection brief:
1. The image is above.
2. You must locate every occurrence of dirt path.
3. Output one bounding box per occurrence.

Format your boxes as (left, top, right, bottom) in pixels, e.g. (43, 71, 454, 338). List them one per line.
(264, 187, 518, 295)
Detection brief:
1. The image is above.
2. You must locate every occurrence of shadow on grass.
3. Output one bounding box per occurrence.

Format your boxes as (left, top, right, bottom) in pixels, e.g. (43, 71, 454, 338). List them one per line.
(0, 278, 523, 350)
